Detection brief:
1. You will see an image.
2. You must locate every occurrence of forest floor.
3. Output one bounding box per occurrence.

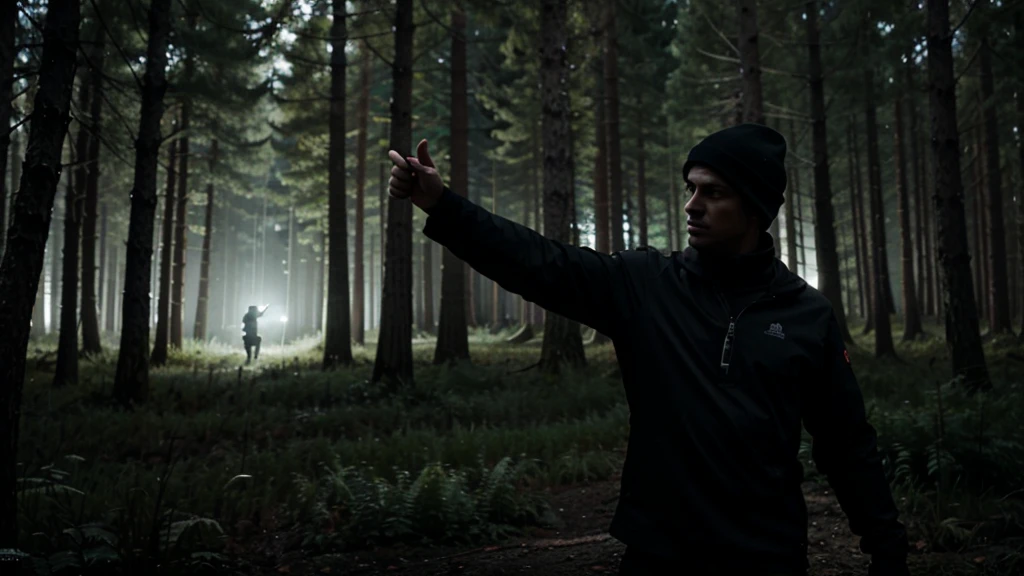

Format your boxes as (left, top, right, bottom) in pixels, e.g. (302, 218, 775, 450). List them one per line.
(13, 325, 1024, 576)
(242, 476, 1017, 576)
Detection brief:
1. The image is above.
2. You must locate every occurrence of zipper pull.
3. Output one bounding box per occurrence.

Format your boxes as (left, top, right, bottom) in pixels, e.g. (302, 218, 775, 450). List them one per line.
(720, 318, 736, 372)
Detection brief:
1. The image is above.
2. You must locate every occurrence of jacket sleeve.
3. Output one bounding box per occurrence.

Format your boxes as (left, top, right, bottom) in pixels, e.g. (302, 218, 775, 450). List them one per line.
(421, 187, 649, 339)
(802, 313, 909, 562)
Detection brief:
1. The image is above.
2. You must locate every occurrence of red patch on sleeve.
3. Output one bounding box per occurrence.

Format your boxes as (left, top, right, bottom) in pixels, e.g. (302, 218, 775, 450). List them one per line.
(843, 349, 851, 365)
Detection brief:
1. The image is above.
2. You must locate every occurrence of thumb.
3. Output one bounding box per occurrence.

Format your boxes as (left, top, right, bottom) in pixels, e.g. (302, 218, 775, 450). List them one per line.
(416, 139, 435, 169)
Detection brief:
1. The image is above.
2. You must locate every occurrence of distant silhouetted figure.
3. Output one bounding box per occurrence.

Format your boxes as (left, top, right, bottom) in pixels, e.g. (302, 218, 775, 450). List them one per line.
(242, 304, 269, 364)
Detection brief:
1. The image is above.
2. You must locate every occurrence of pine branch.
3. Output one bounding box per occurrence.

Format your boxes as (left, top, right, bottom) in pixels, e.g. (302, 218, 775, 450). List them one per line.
(693, 46, 806, 79)
(89, 0, 144, 90)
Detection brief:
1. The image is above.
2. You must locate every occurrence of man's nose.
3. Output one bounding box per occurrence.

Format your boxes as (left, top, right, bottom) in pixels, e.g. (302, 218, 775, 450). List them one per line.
(684, 193, 703, 216)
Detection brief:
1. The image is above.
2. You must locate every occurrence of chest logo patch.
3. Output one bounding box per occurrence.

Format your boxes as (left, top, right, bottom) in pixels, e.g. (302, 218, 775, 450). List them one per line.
(764, 322, 786, 340)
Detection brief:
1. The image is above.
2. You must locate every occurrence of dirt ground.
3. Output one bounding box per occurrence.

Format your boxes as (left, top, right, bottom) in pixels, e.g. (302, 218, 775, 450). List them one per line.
(242, 476, 1014, 576)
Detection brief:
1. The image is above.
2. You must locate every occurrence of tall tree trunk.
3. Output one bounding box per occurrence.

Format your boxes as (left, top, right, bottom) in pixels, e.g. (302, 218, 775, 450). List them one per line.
(98, 203, 107, 331)
(80, 35, 104, 354)
(372, 0, 415, 386)
(847, 123, 866, 319)
(151, 136, 176, 366)
(0, 0, 80, 546)
(54, 173, 81, 387)
(491, 160, 501, 325)
(738, 0, 764, 124)
(0, 0, 16, 260)
(636, 98, 648, 248)
(323, 0, 354, 366)
(806, 1, 852, 342)
(926, 0, 990, 390)
(979, 31, 1012, 334)
(604, 0, 624, 252)
(895, 93, 924, 340)
(105, 238, 118, 333)
(921, 119, 937, 317)
(593, 52, 609, 254)
(113, 0, 172, 405)
(170, 105, 189, 348)
(434, 0, 471, 364)
(50, 201, 61, 333)
(422, 238, 434, 332)
(540, 0, 585, 372)
(971, 124, 986, 322)
(193, 139, 216, 341)
(666, 122, 675, 251)
(352, 41, 371, 345)
(786, 122, 799, 272)
(863, 67, 896, 357)
(55, 75, 92, 387)
(1017, 14, 1024, 337)
(316, 228, 325, 332)
(908, 63, 926, 317)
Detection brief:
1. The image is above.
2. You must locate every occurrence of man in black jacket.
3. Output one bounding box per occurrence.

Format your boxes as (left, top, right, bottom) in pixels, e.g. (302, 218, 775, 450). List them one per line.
(387, 124, 909, 575)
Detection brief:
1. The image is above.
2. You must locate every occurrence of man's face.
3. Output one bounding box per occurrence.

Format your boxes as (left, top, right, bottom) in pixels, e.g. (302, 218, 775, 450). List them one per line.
(683, 165, 759, 254)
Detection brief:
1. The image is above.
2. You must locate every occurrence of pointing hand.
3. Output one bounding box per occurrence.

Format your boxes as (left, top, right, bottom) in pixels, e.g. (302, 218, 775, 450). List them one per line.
(388, 138, 444, 211)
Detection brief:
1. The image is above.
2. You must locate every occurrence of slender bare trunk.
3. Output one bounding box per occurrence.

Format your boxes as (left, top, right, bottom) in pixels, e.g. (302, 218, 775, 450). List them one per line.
(863, 67, 896, 357)
(539, 0, 585, 372)
(151, 135, 176, 366)
(806, 1, 851, 342)
(113, 0, 172, 405)
(324, 0, 354, 367)
(895, 94, 923, 340)
(372, 0, 415, 386)
(0, 0, 80, 546)
(434, 0, 470, 363)
(604, 0, 624, 252)
(193, 139, 216, 341)
(926, 0, 990, 390)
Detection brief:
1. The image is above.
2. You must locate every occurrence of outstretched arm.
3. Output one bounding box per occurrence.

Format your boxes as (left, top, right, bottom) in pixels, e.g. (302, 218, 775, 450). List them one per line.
(802, 315, 909, 575)
(389, 139, 650, 339)
(421, 186, 650, 338)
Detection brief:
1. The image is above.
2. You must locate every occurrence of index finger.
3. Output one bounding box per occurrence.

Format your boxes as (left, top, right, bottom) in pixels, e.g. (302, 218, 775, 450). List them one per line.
(388, 150, 412, 170)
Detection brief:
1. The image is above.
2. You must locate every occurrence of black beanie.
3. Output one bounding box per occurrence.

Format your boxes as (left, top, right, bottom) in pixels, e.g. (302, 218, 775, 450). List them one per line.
(682, 123, 787, 230)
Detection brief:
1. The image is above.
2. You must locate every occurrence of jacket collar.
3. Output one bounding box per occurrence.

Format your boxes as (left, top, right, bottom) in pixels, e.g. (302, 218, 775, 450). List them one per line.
(679, 232, 806, 296)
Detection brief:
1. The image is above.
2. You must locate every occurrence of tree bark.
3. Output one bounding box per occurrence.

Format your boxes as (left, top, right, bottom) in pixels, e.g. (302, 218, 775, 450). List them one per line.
(1017, 14, 1024, 337)
(863, 67, 896, 357)
(80, 33, 104, 355)
(372, 0, 415, 386)
(539, 0, 585, 372)
(434, 0, 471, 364)
(151, 135, 176, 366)
(738, 0, 764, 124)
(604, 0, 624, 252)
(323, 0, 354, 367)
(105, 236, 118, 333)
(786, 121, 798, 272)
(352, 39, 371, 346)
(113, 0, 172, 406)
(847, 122, 866, 319)
(926, 0, 990, 390)
(54, 174, 81, 388)
(192, 139, 216, 341)
(0, 0, 16, 260)
(895, 94, 924, 340)
(0, 0, 80, 547)
(806, 1, 852, 343)
(593, 51, 609, 254)
(908, 62, 926, 317)
(979, 31, 1012, 334)
(55, 73, 92, 387)
(170, 106, 189, 348)
(636, 97, 648, 248)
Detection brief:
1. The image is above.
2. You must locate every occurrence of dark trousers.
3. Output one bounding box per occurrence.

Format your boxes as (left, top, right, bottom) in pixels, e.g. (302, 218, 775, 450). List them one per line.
(243, 335, 261, 362)
(618, 547, 806, 576)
